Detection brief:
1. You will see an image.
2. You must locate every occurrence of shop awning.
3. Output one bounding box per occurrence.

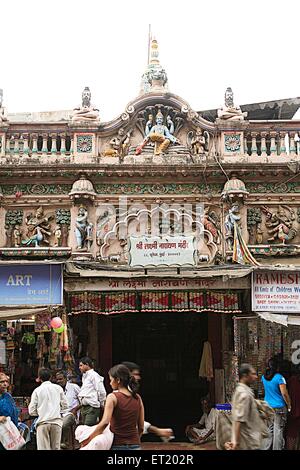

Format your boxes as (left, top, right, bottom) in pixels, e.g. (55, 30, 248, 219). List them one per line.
(257, 312, 300, 326)
(69, 291, 241, 315)
(0, 306, 49, 321)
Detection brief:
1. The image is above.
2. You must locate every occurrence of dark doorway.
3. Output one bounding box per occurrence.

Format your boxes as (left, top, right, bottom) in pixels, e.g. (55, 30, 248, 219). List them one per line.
(111, 312, 209, 438)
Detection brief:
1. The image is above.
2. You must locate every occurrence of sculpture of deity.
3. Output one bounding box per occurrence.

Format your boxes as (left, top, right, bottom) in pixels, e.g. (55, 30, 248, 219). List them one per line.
(203, 208, 220, 244)
(105, 128, 131, 158)
(22, 207, 53, 247)
(54, 225, 62, 247)
(191, 128, 206, 155)
(224, 203, 241, 250)
(217, 87, 247, 121)
(263, 206, 297, 244)
(136, 111, 180, 156)
(13, 225, 22, 247)
(75, 206, 93, 250)
(72, 87, 100, 122)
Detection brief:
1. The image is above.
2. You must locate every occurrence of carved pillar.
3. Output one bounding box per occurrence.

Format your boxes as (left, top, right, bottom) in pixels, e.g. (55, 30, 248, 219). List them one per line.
(42, 133, 48, 154)
(270, 131, 277, 157)
(289, 132, 296, 157)
(60, 133, 66, 154)
(23, 133, 29, 154)
(32, 133, 38, 154)
(260, 132, 268, 157)
(69, 135, 74, 154)
(279, 132, 287, 156)
(251, 132, 258, 156)
(13, 134, 19, 155)
(244, 135, 248, 155)
(51, 133, 57, 154)
(6, 135, 11, 155)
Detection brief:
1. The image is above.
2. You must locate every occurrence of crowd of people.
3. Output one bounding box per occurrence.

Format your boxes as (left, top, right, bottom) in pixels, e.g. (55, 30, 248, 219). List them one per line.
(1, 355, 300, 451)
(0, 359, 174, 450)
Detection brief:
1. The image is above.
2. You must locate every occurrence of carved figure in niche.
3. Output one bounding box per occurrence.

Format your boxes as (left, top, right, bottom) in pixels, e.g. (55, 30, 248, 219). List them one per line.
(104, 128, 132, 158)
(75, 206, 93, 251)
(0, 89, 8, 122)
(72, 87, 100, 122)
(54, 225, 62, 247)
(247, 207, 262, 244)
(22, 206, 53, 247)
(187, 129, 208, 155)
(217, 87, 247, 121)
(256, 225, 263, 244)
(13, 225, 22, 247)
(203, 208, 220, 244)
(262, 206, 297, 244)
(5, 225, 13, 247)
(224, 203, 241, 250)
(135, 110, 180, 156)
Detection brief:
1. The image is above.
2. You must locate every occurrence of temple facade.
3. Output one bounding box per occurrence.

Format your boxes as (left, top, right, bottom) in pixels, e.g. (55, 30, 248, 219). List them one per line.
(1, 38, 300, 433)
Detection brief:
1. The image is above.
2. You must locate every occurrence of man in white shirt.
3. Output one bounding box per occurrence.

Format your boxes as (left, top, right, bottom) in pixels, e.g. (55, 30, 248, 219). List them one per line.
(28, 368, 68, 450)
(185, 398, 217, 444)
(78, 357, 107, 425)
(56, 370, 81, 449)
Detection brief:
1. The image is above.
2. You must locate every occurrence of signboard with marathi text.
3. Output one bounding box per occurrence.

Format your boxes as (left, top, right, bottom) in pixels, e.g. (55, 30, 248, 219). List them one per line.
(128, 236, 196, 267)
(0, 264, 63, 306)
(252, 271, 300, 313)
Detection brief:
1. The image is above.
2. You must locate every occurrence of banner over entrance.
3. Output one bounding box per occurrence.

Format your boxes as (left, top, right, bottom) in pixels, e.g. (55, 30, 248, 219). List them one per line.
(0, 264, 63, 306)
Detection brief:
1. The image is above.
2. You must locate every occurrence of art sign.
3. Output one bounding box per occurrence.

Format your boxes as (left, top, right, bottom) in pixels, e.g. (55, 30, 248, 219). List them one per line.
(0, 264, 63, 306)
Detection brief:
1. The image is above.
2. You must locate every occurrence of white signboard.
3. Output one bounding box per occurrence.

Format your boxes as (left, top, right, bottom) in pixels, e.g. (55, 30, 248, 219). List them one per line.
(252, 271, 300, 313)
(129, 236, 196, 267)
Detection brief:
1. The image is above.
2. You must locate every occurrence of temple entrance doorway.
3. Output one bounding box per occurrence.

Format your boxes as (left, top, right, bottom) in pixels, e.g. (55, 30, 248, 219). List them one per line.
(110, 313, 209, 439)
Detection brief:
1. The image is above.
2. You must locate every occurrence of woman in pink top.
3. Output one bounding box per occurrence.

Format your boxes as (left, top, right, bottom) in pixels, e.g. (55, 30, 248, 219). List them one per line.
(81, 364, 144, 450)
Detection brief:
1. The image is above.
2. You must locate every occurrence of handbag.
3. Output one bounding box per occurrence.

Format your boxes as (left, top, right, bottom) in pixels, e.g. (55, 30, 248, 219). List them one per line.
(0, 417, 26, 450)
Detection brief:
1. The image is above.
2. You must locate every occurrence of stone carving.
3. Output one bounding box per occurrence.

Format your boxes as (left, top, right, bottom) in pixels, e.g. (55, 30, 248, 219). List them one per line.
(55, 209, 71, 247)
(0, 89, 8, 123)
(203, 208, 221, 244)
(247, 208, 262, 244)
(136, 110, 180, 156)
(75, 206, 93, 251)
(104, 128, 132, 158)
(262, 206, 297, 244)
(22, 207, 53, 247)
(217, 87, 247, 121)
(140, 39, 168, 94)
(5, 210, 23, 247)
(187, 129, 209, 155)
(77, 134, 93, 153)
(53, 225, 61, 247)
(72, 87, 100, 122)
(224, 203, 241, 250)
(224, 134, 241, 152)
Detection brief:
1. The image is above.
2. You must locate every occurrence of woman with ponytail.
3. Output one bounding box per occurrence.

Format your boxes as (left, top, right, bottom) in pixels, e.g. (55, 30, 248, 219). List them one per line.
(261, 357, 291, 450)
(80, 364, 144, 450)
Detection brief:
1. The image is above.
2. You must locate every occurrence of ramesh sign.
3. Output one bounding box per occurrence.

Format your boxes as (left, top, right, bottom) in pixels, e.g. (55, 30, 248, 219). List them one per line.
(128, 236, 195, 267)
(0, 264, 63, 306)
(252, 271, 300, 313)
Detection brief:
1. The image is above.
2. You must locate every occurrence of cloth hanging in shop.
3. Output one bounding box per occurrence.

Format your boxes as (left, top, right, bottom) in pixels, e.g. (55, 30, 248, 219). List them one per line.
(199, 341, 214, 381)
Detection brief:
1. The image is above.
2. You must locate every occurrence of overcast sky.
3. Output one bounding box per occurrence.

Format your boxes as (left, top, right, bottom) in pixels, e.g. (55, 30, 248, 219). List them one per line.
(2, 0, 300, 121)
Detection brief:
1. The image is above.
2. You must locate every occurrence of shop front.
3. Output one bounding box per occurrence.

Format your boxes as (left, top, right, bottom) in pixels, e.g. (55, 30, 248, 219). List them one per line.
(66, 270, 250, 436)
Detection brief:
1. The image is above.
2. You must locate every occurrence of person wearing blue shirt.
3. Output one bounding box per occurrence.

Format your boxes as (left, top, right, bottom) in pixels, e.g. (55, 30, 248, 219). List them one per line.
(0, 373, 19, 450)
(261, 358, 291, 450)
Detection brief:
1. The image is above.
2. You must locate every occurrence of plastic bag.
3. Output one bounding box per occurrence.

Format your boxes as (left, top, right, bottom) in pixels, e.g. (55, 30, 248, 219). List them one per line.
(75, 424, 113, 450)
(0, 417, 26, 450)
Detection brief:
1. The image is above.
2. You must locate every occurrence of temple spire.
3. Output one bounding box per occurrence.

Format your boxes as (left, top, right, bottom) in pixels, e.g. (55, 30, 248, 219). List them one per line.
(140, 32, 168, 95)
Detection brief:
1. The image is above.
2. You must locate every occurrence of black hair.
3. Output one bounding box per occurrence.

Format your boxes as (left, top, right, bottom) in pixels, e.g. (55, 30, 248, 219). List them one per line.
(56, 370, 67, 379)
(239, 363, 255, 379)
(264, 358, 279, 381)
(38, 368, 51, 382)
(121, 361, 140, 372)
(109, 364, 139, 399)
(79, 357, 93, 368)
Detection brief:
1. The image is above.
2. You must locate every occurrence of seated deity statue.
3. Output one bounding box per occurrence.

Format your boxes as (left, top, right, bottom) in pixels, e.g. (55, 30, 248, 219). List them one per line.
(217, 87, 247, 121)
(72, 87, 100, 122)
(136, 111, 180, 156)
